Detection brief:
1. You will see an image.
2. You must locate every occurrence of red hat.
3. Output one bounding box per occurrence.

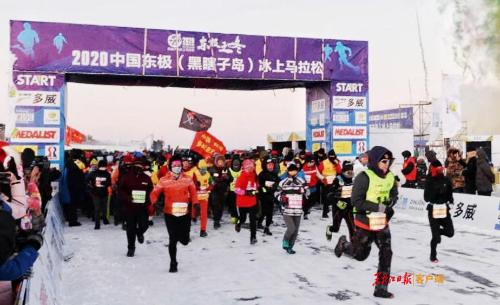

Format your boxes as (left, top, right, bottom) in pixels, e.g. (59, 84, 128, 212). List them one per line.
(123, 154, 134, 164)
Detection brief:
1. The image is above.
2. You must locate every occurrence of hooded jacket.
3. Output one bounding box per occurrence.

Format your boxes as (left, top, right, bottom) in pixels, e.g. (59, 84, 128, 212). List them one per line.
(475, 148, 495, 193)
(351, 146, 398, 230)
(210, 155, 232, 193)
(258, 160, 279, 196)
(118, 165, 154, 214)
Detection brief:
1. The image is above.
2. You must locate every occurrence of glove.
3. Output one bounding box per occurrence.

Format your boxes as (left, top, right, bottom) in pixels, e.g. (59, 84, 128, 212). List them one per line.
(280, 194, 288, 204)
(378, 204, 387, 213)
(25, 233, 43, 251)
(245, 190, 256, 196)
(305, 189, 311, 199)
(386, 206, 395, 220)
(322, 178, 328, 185)
(336, 200, 347, 210)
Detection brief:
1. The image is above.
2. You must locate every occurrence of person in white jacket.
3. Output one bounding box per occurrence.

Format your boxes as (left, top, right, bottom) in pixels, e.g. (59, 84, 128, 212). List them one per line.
(353, 153, 368, 179)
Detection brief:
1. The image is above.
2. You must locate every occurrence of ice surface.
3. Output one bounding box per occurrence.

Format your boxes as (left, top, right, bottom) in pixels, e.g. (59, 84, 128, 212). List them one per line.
(61, 208, 500, 305)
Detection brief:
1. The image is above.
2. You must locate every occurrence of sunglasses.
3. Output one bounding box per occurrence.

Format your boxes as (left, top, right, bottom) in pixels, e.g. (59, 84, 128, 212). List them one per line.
(379, 159, 391, 164)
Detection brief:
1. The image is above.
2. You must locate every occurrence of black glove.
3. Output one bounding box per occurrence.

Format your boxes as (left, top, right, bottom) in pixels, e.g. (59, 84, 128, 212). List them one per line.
(25, 233, 43, 251)
(245, 190, 256, 196)
(385, 206, 395, 221)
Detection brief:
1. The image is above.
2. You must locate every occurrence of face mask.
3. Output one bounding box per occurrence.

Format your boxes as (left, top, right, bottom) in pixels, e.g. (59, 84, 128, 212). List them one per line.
(172, 166, 182, 174)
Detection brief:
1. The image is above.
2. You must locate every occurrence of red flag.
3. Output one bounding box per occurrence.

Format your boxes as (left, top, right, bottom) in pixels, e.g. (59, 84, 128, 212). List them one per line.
(190, 131, 226, 158)
(65, 126, 86, 145)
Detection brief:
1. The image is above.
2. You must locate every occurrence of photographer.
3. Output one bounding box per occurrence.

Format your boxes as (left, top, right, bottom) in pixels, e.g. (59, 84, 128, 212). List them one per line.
(0, 176, 43, 281)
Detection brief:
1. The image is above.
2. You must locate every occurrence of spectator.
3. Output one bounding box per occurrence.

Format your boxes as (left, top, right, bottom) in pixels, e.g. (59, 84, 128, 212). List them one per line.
(445, 148, 466, 193)
(462, 148, 477, 194)
(475, 148, 495, 196)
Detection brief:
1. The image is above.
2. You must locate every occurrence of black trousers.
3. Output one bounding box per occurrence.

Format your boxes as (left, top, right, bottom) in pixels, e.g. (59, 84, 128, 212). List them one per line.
(63, 203, 78, 224)
(341, 226, 392, 289)
(226, 191, 238, 218)
(330, 202, 355, 241)
(125, 210, 148, 250)
(92, 195, 108, 228)
(258, 193, 275, 227)
(322, 184, 335, 215)
(164, 214, 191, 263)
(303, 190, 319, 215)
(112, 191, 124, 224)
(428, 211, 454, 260)
(211, 191, 227, 222)
(238, 205, 257, 239)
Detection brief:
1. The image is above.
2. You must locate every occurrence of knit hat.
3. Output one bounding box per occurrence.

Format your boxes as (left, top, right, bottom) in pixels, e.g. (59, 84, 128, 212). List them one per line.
(287, 162, 299, 172)
(342, 161, 354, 172)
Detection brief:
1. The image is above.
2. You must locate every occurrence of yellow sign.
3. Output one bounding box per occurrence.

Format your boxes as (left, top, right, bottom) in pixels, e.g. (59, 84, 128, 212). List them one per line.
(333, 141, 352, 154)
(312, 143, 321, 153)
(11, 145, 38, 155)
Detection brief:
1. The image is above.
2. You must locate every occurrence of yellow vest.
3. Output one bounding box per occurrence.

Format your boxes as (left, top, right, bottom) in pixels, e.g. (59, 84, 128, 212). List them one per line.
(321, 159, 337, 177)
(255, 159, 263, 175)
(365, 169, 395, 204)
(229, 168, 241, 191)
(194, 171, 211, 200)
(279, 162, 287, 176)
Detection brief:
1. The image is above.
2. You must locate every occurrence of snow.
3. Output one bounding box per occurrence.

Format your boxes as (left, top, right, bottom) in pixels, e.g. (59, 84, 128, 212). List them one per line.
(61, 207, 500, 305)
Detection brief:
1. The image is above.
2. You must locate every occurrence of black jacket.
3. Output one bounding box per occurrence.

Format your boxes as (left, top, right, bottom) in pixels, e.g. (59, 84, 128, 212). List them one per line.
(258, 168, 279, 196)
(424, 174, 453, 205)
(462, 157, 477, 193)
(476, 149, 495, 193)
(87, 169, 112, 197)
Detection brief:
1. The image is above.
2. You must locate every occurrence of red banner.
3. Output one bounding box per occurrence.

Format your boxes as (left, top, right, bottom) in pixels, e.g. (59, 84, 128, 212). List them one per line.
(190, 131, 226, 158)
(65, 126, 86, 145)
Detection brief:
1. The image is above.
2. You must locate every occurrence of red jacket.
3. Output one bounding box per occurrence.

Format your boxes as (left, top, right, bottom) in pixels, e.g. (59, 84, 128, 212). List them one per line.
(403, 157, 417, 181)
(150, 172, 198, 216)
(234, 171, 258, 208)
(302, 164, 321, 187)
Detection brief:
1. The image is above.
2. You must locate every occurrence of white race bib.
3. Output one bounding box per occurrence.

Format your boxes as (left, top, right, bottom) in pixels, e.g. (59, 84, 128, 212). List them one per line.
(367, 212, 387, 231)
(305, 175, 312, 183)
(326, 176, 335, 184)
(131, 190, 146, 204)
(340, 185, 353, 198)
(265, 181, 275, 188)
(287, 194, 303, 209)
(172, 202, 189, 217)
(432, 204, 447, 219)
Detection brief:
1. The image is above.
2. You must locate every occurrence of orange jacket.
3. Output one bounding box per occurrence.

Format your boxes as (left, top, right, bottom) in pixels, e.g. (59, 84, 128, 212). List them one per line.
(150, 172, 198, 216)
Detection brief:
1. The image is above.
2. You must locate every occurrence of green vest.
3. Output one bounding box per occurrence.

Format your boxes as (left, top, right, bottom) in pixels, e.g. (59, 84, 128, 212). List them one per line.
(229, 168, 241, 191)
(365, 169, 395, 204)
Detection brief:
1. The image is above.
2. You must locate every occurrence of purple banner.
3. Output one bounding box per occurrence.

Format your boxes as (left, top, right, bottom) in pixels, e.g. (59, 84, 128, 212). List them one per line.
(324, 39, 368, 81)
(11, 20, 368, 82)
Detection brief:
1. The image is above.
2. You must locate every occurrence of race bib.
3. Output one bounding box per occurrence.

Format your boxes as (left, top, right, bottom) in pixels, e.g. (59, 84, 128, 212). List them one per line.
(131, 190, 146, 204)
(197, 190, 209, 200)
(287, 194, 303, 209)
(340, 185, 353, 198)
(326, 176, 335, 184)
(96, 177, 107, 188)
(432, 204, 447, 219)
(265, 181, 275, 188)
(172, 202, 189, 217)
(367, 212, 387, 231)
(305, 175, 312, 183)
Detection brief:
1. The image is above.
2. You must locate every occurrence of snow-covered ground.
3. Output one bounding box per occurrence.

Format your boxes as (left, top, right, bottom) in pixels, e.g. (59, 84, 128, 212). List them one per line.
(61, 207, 500, 305)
